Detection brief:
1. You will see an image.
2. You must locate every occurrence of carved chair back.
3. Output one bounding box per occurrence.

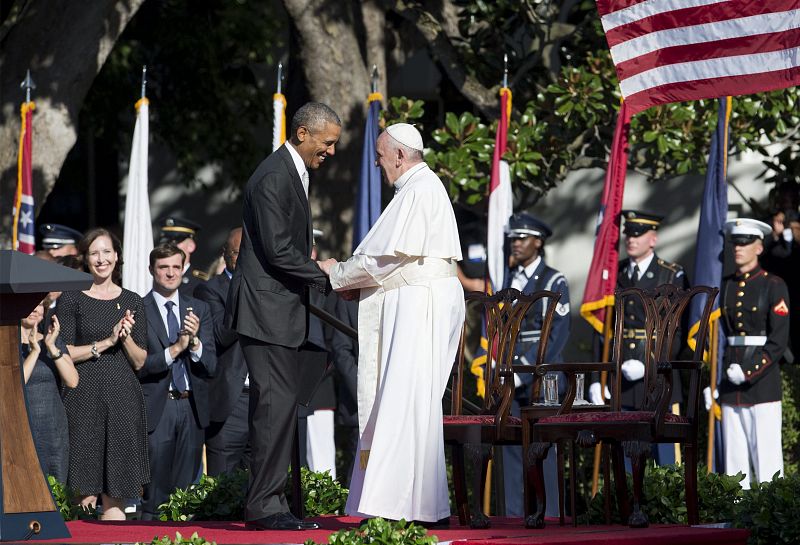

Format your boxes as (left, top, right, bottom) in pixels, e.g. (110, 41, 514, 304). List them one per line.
(450, 288, 559, 431)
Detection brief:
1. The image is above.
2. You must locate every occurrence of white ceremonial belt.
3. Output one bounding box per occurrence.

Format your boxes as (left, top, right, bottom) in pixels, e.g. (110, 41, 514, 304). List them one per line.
(381, 258, 457, 291)
(727, 336, 767, 347)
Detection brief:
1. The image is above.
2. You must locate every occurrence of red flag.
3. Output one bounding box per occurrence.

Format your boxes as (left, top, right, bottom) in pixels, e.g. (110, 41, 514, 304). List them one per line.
(486, 87, 513, 293)
(12, 101, 36, 254)
(597, 0, 800, 114)
(580, 101, 630, 333)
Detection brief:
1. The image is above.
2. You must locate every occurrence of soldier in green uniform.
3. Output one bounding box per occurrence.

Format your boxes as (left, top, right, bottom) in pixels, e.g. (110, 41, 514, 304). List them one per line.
(589, 210, 689, 465)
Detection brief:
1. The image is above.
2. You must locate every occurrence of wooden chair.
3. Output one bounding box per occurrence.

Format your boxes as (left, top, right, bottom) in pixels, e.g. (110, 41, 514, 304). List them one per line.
(524, 284, 718, 529)
(444, 287, 559, 528)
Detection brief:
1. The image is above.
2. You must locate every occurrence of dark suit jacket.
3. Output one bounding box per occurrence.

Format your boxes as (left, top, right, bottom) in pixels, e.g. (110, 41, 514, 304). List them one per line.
(224, 145, 328, 348)
(194, 273, 247, 423)
(139, 292, 217, 432)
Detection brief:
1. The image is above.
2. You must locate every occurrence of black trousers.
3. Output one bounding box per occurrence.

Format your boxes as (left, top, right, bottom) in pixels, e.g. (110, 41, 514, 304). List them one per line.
(239, 335, 299, 520)
(141, 395, 203, 520)
(205, 390, 250, 477)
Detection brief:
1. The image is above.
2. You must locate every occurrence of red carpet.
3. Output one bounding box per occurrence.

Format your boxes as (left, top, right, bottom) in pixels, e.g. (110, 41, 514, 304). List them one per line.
(27, 516, 749, 545)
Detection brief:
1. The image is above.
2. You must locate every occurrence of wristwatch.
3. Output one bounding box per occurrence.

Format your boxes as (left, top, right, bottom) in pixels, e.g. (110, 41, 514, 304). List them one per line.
(48, 348, 63, 360)
(90, 342, 100, 359)
(189, 336, 200, 350)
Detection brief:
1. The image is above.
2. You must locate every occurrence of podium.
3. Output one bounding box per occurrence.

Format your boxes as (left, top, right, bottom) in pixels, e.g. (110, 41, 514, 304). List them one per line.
(0, 250, 92, 541)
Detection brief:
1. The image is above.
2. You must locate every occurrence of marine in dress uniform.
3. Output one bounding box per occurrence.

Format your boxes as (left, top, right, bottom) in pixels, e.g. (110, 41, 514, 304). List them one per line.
(500, 212, 571, 517)
(158, 217, 208, 296)
(589, 210, 689, 465)
(719, 219, 790, 489)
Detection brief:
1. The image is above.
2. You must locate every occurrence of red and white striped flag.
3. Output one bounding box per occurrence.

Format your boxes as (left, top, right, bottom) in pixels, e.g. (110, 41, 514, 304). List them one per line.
(597, 0, 800, 114)
(486, 87, 514, 293)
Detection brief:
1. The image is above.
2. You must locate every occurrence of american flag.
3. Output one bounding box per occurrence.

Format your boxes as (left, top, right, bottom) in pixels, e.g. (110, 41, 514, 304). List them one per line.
(597, 0, 800, 114)
(13, 101, 35, 254)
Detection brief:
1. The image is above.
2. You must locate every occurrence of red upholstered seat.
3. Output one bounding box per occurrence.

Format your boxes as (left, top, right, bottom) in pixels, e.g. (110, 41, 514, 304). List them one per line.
(444, 414, 522, 426)
(537, 411, 688, 425)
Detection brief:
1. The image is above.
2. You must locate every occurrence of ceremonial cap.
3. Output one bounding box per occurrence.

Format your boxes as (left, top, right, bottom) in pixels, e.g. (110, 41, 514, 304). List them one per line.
(159, 216, 200, 243)
(621, 210, 663, 237)
(385, 123, 424, 151)
(39, 223, 83, 249)
(724, 218, 771, 245)
(506, 212, 552, 240)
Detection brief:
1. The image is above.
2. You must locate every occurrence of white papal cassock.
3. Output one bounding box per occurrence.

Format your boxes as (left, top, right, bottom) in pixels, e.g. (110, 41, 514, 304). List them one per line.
(329, 162, 465, 522)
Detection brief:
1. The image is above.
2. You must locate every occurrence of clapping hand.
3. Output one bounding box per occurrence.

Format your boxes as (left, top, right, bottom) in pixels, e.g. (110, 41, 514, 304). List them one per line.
(44, 315, 61, 353)
(181, 309, 200, 351)
(112, 310, 136, 342)
(27, 325, 42, 356)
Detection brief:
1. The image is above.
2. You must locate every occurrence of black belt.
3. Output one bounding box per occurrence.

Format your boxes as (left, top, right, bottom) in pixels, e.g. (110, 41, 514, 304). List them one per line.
(242, 386, 250, 394)
(167, 390, 190, 400)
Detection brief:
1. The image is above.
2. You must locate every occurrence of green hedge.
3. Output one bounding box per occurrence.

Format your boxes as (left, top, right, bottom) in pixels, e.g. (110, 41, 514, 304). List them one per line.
(586, 465, 800, 545)
(158, 467, 348, 521)
(305, 518, 437, 545)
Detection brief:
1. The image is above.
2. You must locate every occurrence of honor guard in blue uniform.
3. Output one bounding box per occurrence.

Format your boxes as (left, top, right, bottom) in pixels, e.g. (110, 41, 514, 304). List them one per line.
(589, 210, 689, 465)
(719, 219, 790, 488)
(158, 217, 208, 296)
(500, 212, 570, 517)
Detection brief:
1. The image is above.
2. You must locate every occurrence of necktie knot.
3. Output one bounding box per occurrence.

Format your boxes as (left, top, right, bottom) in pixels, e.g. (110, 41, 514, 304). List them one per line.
(165, 301, 174, 312)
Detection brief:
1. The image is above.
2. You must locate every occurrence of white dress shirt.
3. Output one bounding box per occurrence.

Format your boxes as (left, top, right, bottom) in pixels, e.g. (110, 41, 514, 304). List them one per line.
(285, 142, 309, 198)
(511, 256, 542, 292)
(629, 252, 654, 281)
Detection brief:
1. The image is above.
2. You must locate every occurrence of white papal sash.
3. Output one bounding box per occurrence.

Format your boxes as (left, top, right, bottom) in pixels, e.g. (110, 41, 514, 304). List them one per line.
(356, 257, 456, 468)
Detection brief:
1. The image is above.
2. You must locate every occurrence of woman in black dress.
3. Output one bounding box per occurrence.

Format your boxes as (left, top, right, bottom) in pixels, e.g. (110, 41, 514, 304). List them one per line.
(57, 228, 150, 520)
(21, 301, 79, 483)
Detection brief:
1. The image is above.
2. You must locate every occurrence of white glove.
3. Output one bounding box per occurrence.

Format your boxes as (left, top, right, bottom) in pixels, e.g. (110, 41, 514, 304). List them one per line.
(702, 386, 719, 411)
(589, 382, 611, 405)
(621, 359, 646, 381)
(726, 364, 746, 385)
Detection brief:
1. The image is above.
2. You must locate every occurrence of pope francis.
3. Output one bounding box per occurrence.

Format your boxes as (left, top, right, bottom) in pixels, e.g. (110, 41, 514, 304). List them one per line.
(319, 123, 465, 525)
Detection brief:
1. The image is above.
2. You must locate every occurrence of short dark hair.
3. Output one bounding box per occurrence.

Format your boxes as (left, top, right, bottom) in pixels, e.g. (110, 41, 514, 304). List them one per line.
(78, 228, 124, 285)
(289, 102, 341, 140)
(149, 243, 186, 269)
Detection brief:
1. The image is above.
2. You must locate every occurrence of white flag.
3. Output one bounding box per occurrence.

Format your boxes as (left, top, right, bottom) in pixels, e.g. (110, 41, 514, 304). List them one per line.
(272, 92, 286, 151)
(122, 98, 154, 296)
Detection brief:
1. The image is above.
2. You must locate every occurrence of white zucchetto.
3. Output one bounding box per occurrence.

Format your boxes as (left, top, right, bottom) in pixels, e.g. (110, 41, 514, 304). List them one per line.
(385, 123, 424, 151)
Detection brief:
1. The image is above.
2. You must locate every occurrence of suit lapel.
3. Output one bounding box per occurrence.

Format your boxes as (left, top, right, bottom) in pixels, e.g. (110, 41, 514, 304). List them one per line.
(145, 293, 170, 348)
(278, 146, 314, 253)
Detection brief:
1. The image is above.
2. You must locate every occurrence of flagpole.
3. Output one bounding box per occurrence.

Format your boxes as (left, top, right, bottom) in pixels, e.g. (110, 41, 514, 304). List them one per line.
(591, 303, 614, 496)
(706, 319, 718, 472)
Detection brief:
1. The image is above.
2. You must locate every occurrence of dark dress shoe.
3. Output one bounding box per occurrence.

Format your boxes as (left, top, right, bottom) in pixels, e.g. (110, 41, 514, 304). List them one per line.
(246, 512, 308, 531)
(414, 517, 450, 529)
(287, 512, 320, 530)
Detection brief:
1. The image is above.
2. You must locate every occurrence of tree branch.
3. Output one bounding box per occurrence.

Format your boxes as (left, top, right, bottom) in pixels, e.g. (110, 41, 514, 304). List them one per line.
(391, 0, 498, 118)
